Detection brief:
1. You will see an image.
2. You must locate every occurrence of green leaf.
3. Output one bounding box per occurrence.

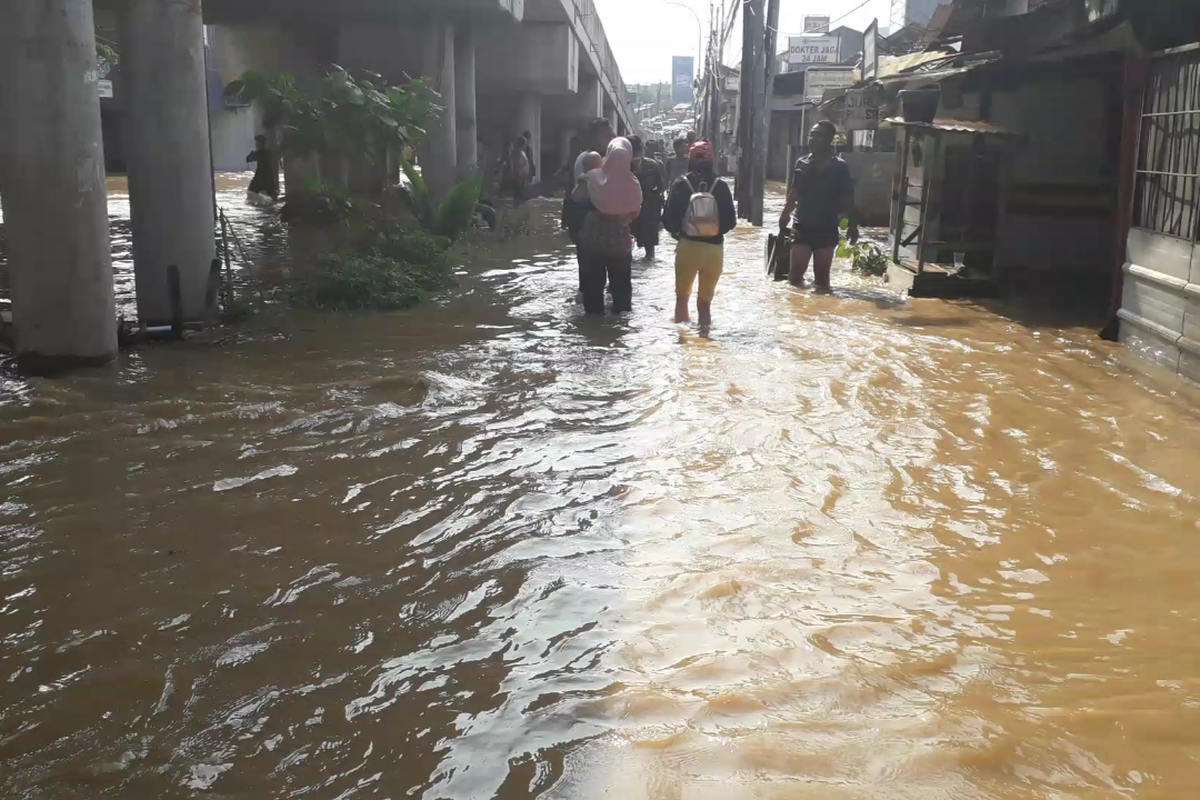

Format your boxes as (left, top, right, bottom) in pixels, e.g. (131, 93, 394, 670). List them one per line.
(432, 176, 482, 241)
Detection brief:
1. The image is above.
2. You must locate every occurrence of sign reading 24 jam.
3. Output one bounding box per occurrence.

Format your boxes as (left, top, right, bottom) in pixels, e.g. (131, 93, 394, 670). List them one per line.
(788, 35, 840, 69)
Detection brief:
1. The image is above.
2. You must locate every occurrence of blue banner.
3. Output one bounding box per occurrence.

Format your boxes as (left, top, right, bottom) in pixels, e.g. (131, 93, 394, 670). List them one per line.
(671, 56, 694, 104)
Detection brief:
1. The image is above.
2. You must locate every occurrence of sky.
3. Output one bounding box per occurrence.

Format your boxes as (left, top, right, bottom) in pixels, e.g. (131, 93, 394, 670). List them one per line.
(595, 0, 893, 84)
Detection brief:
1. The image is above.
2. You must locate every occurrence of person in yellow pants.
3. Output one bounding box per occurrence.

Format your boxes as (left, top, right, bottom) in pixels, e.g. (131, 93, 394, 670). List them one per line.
(662, 142, 737, 326)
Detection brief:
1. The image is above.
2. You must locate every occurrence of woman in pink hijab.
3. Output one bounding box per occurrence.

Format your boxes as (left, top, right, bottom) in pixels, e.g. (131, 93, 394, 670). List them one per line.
(577, 138, 641, 314)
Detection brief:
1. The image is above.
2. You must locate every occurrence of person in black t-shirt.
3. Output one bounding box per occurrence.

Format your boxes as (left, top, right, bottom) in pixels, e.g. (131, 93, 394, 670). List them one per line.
(778, 121, 858, 291)
(246, 134, 279, 201)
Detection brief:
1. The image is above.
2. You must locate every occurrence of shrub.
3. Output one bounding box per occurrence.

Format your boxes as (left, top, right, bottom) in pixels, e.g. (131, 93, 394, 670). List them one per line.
(398, 161, 483, 242)
(228, 67, 439, 168)
(370, 225, 447, 264)
(288, 226, 455, 312)
(290, 253, 421, 311)
(837, 239, 890, 277)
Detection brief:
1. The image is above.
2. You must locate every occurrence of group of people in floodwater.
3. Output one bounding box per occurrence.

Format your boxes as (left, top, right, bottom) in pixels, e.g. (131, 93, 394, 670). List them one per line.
(244, 112, 860, 327)
(558, 117, 859, 325)
(561, 120, 736, 325)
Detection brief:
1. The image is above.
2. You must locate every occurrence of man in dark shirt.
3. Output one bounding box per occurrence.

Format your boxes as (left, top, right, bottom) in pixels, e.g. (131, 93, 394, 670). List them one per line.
(778, 120, 858, 291)
(666, 138, 689, 184)
(246, 134, 279, 201)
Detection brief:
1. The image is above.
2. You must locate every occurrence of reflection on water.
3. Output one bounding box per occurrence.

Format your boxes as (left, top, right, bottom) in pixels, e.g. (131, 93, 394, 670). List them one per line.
(2, 189, 1200, 799)
(0, 173, 285, 317)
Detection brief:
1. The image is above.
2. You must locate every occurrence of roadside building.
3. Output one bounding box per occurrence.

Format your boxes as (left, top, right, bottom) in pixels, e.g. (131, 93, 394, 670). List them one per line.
(817, 0, 1200, 388)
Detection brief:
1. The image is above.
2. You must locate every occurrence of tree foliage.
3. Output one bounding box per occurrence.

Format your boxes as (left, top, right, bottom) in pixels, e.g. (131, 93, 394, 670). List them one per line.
(227, 66, 440, 167)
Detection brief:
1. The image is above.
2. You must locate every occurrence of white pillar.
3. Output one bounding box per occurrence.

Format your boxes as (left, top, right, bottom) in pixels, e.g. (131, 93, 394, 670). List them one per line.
(0, 0, 117, 372)
(560, 127, 577, 173)
(421, 24, 457, 200)
(576, 76, 603, 122)
(123, 0, 217, 324)
(516, 94, 542, 182)
(454, 26, 477, 175)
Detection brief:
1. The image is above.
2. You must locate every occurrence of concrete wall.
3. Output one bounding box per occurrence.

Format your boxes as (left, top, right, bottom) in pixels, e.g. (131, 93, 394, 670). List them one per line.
(989, 77, 1117, 287)
(767, 111, 801, 182)
(211, 106, 260, 171)
(335, 24, 426, 81)
(843, 152, 896, 226)
(1119, 229, 1200, 381)
(901, 0, 945, 26)
(476, 23, 578, 95)
(210, 25, 324, 84)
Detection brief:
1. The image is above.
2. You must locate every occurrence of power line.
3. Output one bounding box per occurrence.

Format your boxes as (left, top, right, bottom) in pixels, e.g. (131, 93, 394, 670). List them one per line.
(766, 0, 876, 37)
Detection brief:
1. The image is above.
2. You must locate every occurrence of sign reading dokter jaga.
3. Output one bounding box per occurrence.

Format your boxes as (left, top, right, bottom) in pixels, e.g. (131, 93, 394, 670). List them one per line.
(788, 35, 840, 68)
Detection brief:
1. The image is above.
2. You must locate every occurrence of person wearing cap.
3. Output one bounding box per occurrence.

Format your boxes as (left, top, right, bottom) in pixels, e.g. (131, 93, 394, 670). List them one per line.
(663, 141, 736, 326)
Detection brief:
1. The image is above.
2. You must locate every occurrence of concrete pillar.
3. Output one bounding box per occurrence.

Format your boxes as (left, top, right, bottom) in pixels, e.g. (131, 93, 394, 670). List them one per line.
(0, 0, 118, 372)
(560, 127, 577, 173)
(455, 26, 477, 175)
(516, 94, 542, 182)
(421, 23, 457, 200)
(123, 0, 217, 324)
(606, 104, 618, 134)
(577, 76, 603, 121)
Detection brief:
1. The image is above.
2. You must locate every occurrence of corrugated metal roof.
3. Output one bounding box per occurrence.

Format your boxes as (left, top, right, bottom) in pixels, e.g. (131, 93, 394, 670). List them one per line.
(882, 117, 1023, 136)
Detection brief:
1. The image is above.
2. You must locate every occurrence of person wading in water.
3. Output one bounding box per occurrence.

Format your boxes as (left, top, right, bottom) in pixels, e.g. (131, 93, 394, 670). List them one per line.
(779, 120, 858, 292)
(246, 134, 279, 201)
(665, 138, 689, 184)
(579, 138, 641, 314)
(522, 130, 537, 183)
(663, 141, 736, 326)
(566, 151, 602, 291)
(564, 118, 617, 290)
(629, 135, 667, 261)
(503, 135, 532, 201)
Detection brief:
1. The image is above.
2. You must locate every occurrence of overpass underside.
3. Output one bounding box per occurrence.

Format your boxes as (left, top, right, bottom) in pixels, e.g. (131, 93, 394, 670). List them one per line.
(0, 0, 632, 372)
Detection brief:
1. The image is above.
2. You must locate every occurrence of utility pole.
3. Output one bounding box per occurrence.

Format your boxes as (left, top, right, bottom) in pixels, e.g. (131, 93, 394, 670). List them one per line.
(751, 0, 781, 227)
(709, 4, 723, 161)
(737, 0, 764, 219)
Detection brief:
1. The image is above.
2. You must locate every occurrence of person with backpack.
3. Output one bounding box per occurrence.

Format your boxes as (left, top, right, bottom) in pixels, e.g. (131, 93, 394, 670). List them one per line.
(663, 141, 736, 326)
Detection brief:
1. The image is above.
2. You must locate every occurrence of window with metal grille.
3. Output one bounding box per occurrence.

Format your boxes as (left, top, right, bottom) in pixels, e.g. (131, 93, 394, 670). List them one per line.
(1133, 47, 1200, 241)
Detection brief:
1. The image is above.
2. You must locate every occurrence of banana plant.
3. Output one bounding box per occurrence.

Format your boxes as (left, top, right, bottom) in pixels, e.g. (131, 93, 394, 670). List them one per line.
(398, 160, 482, 242)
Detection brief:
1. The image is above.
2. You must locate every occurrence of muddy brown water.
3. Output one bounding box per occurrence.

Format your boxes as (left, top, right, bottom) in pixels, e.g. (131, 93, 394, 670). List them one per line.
(0, 174, 287, 317)
(3, 186, 1200, 799)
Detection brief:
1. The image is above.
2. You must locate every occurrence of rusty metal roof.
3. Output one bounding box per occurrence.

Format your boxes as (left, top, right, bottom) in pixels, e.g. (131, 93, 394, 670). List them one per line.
(882, 117, 1023, 137)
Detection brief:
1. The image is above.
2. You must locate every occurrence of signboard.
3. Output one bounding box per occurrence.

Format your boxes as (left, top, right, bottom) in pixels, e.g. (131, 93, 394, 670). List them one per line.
(844, 87, 880, 130)
(788, 36, 840, 68)
(803, 15, 830, 33)
(724, 76, 740, 92)
(863, 19, 879, 81)
(804, 67, 858, 103)
(97, 80, 114, 99)
(671, 56, 694, 104)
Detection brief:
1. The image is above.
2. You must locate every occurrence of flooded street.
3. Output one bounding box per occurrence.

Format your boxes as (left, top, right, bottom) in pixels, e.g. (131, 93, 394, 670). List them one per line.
(0, 174, 287, 319)
(3, 189, 1200, 799)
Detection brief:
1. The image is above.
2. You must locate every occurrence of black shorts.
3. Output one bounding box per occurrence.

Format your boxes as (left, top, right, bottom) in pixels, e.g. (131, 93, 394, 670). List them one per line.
(792, 224, 840, 251)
